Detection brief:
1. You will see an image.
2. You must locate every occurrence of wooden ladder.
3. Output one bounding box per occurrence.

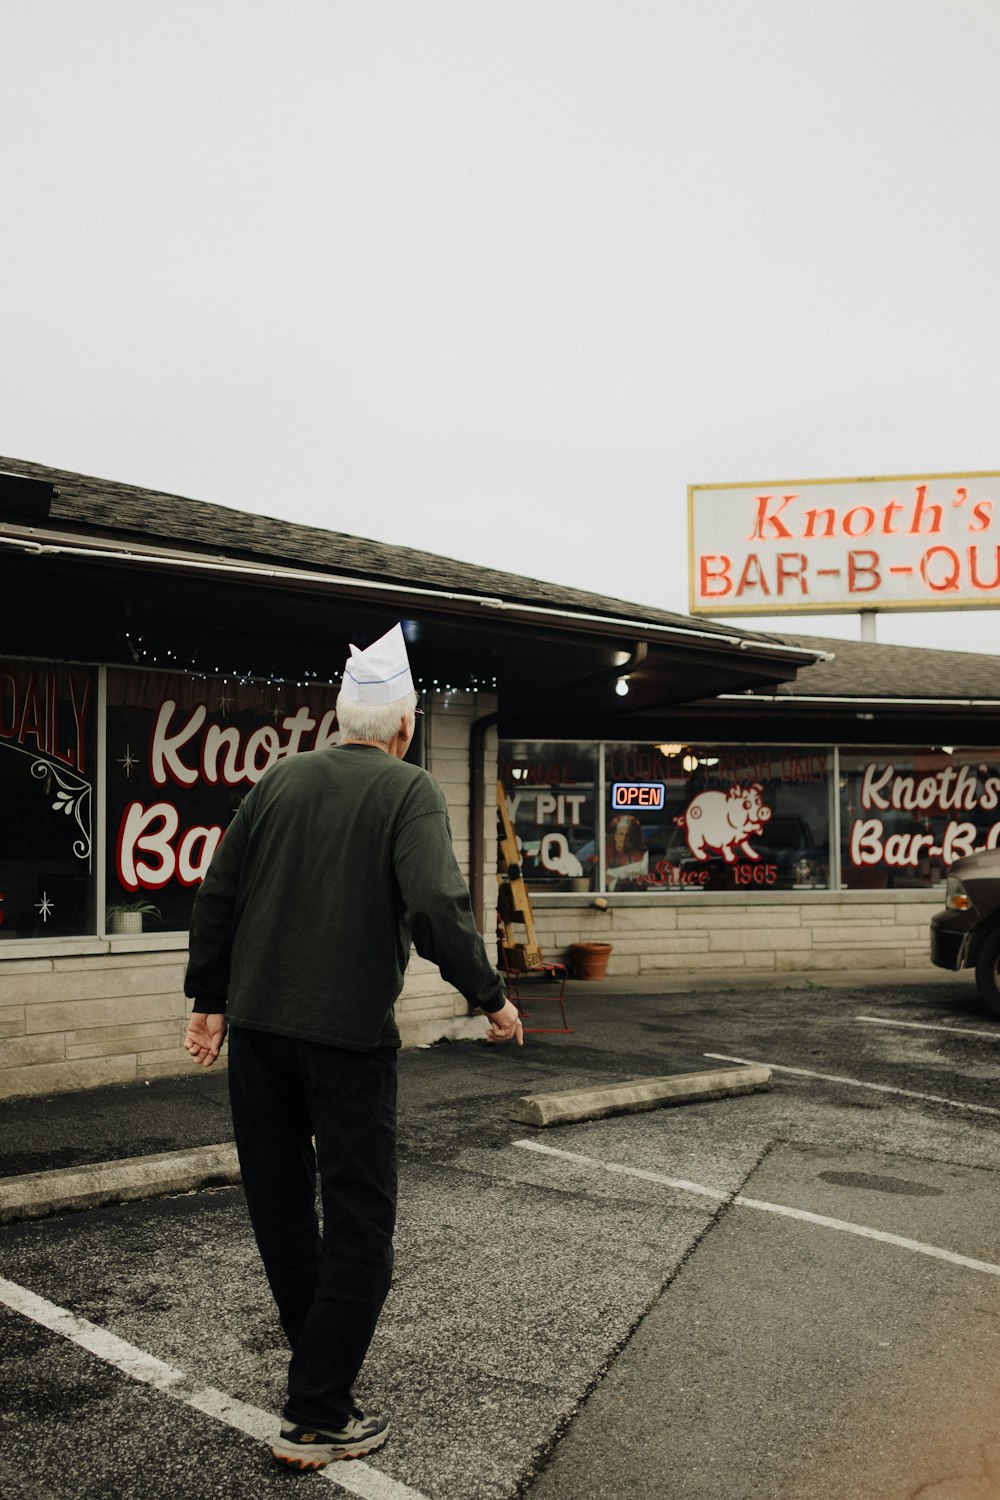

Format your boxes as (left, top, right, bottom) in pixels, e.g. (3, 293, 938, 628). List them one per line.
(496, 779, 542, 970)
(496, 781, 571, 1032)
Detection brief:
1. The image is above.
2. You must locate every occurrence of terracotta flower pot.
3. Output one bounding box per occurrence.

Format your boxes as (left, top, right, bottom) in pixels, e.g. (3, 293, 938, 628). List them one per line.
(569, 941, 613, 980)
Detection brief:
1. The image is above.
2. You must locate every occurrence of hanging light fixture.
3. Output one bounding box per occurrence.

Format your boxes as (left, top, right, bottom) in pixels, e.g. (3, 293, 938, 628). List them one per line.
(615, 676, 630, 696)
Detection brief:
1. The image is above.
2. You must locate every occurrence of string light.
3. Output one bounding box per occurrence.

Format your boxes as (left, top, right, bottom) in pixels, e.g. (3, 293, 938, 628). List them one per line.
(122, 633, 499, 693)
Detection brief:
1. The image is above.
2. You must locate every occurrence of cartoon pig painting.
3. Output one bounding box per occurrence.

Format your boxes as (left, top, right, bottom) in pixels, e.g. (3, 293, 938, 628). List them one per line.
(675, 784, 772, 863)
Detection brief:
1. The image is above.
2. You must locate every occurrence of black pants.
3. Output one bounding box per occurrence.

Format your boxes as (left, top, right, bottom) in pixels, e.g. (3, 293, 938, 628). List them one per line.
(227, 1024, 398, 1429)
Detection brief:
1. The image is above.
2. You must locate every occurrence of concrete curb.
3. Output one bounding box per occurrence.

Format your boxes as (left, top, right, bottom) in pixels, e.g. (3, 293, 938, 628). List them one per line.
(509, 1065, 773, 1127)
(0, 1142, 240, 1225)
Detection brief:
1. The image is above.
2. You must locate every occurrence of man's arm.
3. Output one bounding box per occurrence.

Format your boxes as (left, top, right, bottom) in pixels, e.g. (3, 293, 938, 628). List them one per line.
(394, 802, 522, 1045)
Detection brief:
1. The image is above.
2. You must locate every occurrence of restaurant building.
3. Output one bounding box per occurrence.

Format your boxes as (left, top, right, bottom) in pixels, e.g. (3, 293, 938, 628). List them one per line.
(3, 459, 998, 1097)
(0, 458, 820, 1097)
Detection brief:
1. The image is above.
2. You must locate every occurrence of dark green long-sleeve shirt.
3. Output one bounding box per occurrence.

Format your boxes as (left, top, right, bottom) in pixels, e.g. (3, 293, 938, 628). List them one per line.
(184, 742, 506, 1049)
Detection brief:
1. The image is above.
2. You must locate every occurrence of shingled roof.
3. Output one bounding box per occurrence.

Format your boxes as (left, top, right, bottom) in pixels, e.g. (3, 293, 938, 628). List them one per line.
(0, 456, 802, 651)
(763, 632, 1000, 703)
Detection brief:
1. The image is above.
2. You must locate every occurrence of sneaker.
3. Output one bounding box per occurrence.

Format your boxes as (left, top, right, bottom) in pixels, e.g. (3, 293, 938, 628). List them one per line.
(271, 1407, 389, 1469)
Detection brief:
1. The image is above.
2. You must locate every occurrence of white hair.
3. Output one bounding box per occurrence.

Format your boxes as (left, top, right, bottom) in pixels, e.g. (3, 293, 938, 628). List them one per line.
(336, 688, 418, 746)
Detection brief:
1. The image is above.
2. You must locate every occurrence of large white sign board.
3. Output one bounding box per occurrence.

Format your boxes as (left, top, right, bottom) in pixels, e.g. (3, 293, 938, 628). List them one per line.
(688, 471, 1000, 616)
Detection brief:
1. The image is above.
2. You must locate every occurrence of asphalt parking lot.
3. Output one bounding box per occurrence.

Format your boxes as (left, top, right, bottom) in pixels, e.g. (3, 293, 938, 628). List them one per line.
(1, 971, 999, 1500)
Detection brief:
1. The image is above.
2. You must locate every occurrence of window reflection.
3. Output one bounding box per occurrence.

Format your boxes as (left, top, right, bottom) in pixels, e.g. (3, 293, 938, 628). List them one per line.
(499, 743, 598, 892)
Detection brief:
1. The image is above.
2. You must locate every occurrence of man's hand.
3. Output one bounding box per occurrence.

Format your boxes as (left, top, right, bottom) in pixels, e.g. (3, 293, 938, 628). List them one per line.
(184, 1012, 227, 1067)
(484, 998, 523, 1046)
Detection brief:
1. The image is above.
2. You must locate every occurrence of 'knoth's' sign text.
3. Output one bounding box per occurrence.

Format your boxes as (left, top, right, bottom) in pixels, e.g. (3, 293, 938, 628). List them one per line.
(689, 473, 1000, 615)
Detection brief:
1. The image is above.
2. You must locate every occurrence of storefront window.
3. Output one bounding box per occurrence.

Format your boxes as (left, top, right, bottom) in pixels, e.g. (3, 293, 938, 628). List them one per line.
(606, 743, 831, 892)
(0, 659, 97, 938)
(499, 742, 598, 892)
(498, 740, 834, 895)
(840, 748, 1000, 890)
(106, 668, 341, 931)
(604, 742, 678, 890)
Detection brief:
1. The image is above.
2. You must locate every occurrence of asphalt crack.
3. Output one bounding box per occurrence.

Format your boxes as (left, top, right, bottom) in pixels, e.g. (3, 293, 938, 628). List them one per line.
(513, 1137, 778, 1498)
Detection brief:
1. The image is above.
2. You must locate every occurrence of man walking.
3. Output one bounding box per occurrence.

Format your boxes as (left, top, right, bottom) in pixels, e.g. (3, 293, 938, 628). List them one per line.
(183, 623, 521, 1470)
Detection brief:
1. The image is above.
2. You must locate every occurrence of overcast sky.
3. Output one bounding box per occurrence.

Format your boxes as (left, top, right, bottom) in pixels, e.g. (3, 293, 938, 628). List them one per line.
(3, 0, 1000, 653)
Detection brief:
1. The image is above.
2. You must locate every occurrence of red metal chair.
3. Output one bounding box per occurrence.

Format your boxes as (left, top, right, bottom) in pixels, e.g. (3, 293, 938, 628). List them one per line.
(497, 921, 572, 1034)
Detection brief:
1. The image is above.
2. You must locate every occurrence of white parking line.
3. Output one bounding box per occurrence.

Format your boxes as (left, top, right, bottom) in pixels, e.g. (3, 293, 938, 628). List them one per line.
(704, 1052, 1000, 1118)
(512, 1140, 1000, 1279)
(514, 1140, 731, 1202)
(0, 1274, 429, 1500)
(857, 1014, 1000, 1041)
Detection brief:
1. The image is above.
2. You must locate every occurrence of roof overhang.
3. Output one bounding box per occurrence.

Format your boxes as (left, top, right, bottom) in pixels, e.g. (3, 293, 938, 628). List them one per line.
(0, 519, 820, 714)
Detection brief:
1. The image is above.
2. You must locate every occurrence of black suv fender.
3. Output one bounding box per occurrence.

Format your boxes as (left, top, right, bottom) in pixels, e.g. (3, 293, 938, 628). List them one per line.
(931, 848, 1000, 1017)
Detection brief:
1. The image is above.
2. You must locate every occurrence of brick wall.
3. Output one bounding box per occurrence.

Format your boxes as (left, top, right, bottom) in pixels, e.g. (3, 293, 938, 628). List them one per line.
(0, 694, 500, 1098)
(532, 889, 942, 976)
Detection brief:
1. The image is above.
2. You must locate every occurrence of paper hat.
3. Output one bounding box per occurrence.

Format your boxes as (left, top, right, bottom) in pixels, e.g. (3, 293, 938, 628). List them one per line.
(340, 622, 414, 706)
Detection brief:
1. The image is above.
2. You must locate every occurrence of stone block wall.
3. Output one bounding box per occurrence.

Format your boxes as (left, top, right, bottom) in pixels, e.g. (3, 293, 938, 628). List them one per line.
(396, 693, 498, 1046)
(532, 889, 942, 977)
(0, 943, 191, 1098)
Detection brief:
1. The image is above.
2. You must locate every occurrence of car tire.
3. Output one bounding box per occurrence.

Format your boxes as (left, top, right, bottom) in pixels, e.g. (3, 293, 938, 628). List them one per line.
(973, 926, 1000, 1018)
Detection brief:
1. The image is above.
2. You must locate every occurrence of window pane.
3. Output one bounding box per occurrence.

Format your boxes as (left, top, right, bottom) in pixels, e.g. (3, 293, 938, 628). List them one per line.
(106, 668, 342, 931)
(0, 660, 97, 938)
(839, 748, 1000, 889)
(606, 743, 831, 892)
(499, 742, 598, 892)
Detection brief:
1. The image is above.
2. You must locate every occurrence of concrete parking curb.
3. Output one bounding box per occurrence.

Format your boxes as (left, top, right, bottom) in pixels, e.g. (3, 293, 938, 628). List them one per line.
(509, 1064, 773, 1127)
(0, 1143, 240, 1225)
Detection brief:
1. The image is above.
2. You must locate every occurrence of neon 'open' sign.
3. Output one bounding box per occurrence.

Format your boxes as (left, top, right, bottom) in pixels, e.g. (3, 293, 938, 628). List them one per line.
(611, 782, 665, 810)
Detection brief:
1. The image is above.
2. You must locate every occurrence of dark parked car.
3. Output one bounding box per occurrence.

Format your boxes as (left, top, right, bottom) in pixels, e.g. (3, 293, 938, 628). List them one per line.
(930, 848, 1000, 1016)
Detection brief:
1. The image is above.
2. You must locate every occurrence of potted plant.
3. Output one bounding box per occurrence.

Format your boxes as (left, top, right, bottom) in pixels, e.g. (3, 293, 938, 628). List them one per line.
(106, 899, 162, 935)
